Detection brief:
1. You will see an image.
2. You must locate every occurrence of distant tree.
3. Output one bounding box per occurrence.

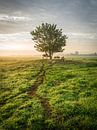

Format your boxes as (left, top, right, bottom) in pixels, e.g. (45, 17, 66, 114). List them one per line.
(75, 51, 79, 55)
(31, 23, 67, 59)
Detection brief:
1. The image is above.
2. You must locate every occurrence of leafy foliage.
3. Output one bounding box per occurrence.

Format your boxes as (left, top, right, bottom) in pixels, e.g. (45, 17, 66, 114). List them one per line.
(31, 23, 67, 59)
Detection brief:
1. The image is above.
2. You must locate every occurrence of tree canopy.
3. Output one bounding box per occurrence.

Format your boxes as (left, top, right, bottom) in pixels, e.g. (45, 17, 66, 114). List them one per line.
(31, 23, 67, 59)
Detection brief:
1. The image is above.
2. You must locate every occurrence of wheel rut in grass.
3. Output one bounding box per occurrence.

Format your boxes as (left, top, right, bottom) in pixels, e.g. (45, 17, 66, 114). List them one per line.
(28, 64, 45, 95)
(28, 64, 52, 118)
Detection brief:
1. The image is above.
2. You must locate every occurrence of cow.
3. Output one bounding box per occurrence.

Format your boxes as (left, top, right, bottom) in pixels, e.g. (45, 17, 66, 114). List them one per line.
(42, 53, 50, 59)
(54, 56, 60, 59)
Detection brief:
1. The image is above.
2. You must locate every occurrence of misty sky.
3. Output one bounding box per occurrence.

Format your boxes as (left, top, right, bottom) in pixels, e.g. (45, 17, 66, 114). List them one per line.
(0, 0, 97, 55)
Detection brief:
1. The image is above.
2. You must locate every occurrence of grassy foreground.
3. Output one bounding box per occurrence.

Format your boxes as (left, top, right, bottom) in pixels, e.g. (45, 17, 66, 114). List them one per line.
(0, 57, 97, 130)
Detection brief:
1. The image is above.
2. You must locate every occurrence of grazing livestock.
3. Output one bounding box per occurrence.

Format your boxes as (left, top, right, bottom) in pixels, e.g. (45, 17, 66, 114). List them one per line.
(54, 56, 60, 59)
(42, 53, 50, 59)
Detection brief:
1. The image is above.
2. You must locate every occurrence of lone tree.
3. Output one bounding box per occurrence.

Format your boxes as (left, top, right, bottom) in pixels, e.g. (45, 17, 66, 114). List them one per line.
(31, 23, 67, 59)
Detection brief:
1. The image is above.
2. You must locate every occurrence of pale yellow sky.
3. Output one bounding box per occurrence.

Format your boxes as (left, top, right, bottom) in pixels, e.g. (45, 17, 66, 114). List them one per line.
(0, 37, 97, 56)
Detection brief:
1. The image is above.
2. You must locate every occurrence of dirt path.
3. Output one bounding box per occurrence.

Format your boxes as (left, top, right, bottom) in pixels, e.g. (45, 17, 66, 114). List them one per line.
(37, 94, 52, 118)
(27, 63, 52, 118)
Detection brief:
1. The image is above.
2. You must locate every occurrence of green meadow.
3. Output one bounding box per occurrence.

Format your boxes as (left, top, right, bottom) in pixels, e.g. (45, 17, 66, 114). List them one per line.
(0, 56, 97, 130)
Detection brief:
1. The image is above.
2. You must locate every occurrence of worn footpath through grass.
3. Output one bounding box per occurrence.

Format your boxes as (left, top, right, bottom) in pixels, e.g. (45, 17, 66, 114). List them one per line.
(27, 63, 53, 120)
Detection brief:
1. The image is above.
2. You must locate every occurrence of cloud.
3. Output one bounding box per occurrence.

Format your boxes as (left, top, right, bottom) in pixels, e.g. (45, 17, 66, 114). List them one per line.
(0, 14, 32, 22)
(0, 32, 97, 44)
(0, 32, 35, 51)
(66, 32, 97, 40)
(0, 32, 32, 42)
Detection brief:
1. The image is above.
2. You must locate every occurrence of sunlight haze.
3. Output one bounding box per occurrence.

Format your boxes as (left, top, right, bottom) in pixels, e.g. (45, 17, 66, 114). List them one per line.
(0, 0, 97, 55)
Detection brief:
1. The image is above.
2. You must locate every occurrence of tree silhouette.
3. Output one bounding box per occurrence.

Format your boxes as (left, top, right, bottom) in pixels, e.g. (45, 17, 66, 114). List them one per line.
(31, 23, 67, 59)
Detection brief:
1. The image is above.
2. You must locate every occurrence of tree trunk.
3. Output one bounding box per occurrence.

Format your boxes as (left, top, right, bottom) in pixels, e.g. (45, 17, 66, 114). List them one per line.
(49, 51, 52, 60)
(50, 55, 52, 60)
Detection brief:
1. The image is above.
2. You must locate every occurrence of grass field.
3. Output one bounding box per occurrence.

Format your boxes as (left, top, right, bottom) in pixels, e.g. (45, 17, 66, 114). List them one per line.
(0, 56, 97, 130)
